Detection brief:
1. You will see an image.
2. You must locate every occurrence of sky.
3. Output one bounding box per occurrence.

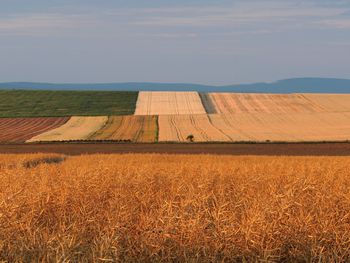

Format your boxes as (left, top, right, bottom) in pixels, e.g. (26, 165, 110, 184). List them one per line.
(0, 0, 350, 85)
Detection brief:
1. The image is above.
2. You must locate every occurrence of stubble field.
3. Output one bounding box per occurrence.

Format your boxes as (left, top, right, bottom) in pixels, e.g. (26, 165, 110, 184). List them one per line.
(1, 153, 350, 262)
(304, 94, 350, 112)
(27, 116, 108, 142)
(158, 114, 229, 142)
(208, 112, 350, 142)
(90, 115, 158, 142)
(206, 93, 320, 114)
(1, 91, 350, 144)
(157, 112, 350, 142)
(134, 92, 206, 115)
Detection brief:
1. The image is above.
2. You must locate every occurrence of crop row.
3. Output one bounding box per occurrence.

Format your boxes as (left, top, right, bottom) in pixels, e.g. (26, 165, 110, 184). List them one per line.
(1, 92, 350, 143)
(1, 112, 350, 143)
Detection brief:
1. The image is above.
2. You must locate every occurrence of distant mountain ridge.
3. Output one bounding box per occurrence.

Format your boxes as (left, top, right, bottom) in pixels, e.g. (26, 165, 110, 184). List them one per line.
(0, 78, 350, 93)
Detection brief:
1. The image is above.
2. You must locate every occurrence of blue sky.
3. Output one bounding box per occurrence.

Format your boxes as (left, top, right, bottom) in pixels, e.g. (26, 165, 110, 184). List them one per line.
(1, 0, 350, 85)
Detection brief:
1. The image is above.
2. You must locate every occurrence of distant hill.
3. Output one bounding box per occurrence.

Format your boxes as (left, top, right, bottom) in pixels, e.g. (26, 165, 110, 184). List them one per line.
(0, 78, 349, 93)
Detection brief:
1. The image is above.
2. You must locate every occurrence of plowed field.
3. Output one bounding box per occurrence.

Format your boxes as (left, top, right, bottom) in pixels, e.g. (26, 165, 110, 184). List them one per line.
(1, 143, 350, 156)
(134, 92, 206, 115)
(158, 114, 230, 142)
(208, 112, 350, 142)
(0, 117, 69, 143)
(27, 116, 108, 142)
(90, 115, 157, 142)
(208, 93, 324, 114)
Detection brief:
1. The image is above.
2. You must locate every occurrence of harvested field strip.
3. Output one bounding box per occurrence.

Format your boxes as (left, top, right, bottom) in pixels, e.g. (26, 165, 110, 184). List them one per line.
(158, 114, 230, 142)
(208, 112, 350, 142)
(0, 117, 69, 143)
(303, 94, 350, 112)
(27, 116, 108, 142)
(90, 115, 157, 142)
(208, 93, 325, 114)
(134, 92, 206, 115)
(159, 112, 350, 143)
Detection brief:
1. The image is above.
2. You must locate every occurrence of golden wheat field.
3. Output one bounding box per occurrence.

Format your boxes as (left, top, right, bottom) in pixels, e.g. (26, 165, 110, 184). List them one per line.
(1, 153, 350, 262)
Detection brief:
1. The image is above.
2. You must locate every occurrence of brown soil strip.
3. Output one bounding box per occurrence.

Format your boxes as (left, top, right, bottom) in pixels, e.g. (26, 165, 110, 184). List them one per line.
(1, 143, 350, 156)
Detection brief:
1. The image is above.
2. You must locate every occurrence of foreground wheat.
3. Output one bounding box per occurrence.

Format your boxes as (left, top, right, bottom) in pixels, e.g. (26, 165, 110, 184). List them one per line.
(1, 154, 350, 262)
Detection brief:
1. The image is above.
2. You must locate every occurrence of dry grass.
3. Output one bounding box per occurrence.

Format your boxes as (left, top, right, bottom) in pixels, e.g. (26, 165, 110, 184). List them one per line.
(1, 154, 350, 262)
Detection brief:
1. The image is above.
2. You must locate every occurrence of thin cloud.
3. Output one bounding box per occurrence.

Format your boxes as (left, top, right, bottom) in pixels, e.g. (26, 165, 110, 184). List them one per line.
(1, 1, 349, 37)
(125, 4, 347, 28)
(318, 18, 350, 29)
(327, 41, 350, 47)
(0, 13, 92, 35)
(144, 33, 198, 39)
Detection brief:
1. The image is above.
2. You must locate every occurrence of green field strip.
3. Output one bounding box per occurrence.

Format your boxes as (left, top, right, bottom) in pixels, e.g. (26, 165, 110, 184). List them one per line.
(0, 90, 139, 118)
(155, 115, 159, 142)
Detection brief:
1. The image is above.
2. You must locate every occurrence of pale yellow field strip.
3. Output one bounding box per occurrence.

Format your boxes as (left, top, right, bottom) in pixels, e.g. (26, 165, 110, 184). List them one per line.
(208, 93, 325, 114)
(27, 116, 108, 142)
(158, 114, 231, 142)
(208, 112, 350, 142)
(134, 92, 206, 115)
(302, 94, 350, 112)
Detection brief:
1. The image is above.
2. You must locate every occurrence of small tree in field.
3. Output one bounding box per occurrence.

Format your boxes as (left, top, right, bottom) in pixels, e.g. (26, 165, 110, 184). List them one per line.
(186, 134, 194, 142)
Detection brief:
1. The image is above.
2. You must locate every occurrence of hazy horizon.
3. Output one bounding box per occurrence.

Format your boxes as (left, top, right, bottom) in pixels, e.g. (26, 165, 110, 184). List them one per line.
(2, 77, 350, 86)
(1, 0, 350, 85)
